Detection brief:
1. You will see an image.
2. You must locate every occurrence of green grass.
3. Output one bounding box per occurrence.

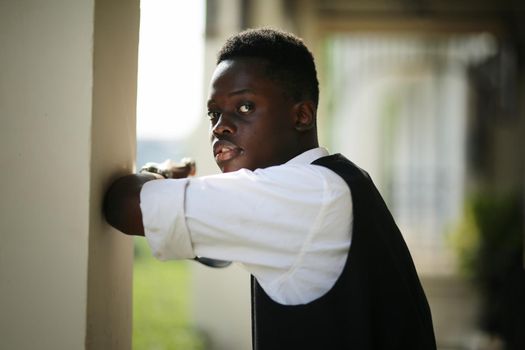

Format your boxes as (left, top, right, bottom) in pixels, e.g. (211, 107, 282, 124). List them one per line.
(133, 238, 205, 350)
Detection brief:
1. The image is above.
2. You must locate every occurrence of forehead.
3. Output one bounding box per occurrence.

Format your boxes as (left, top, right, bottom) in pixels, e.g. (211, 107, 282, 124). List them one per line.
(208, 58, 280, 97)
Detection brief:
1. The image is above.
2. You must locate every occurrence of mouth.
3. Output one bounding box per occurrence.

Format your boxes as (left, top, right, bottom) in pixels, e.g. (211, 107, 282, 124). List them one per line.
(212, 140, 243, 164)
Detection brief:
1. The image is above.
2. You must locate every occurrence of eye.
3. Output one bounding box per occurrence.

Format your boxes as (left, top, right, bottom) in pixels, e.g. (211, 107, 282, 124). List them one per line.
(207, 111, 221, 120)
(238, 103, 253, 114)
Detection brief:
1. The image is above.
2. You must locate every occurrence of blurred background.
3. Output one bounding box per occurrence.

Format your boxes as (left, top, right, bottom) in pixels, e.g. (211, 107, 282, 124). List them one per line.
(134, 0, 524, 349)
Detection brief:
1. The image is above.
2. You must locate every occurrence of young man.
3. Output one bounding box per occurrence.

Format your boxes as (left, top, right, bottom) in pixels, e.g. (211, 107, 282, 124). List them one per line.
(104, 28, 436, 349)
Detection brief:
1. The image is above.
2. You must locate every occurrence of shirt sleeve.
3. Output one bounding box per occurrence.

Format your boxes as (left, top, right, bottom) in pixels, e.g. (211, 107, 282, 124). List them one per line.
(139, 163, 352, 305)
(140, 178, 194, 260)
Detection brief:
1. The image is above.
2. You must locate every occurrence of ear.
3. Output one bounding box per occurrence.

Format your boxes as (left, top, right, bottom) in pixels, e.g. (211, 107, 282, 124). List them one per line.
(293, 101, 316, 132)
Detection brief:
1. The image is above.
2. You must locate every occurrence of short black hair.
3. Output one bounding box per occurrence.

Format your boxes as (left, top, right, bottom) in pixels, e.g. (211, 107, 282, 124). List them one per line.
(217, 27, 319, 106)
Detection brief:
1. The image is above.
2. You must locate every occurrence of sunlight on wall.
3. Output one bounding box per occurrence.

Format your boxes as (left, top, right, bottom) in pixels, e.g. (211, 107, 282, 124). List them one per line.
(137, 0, 205, 140)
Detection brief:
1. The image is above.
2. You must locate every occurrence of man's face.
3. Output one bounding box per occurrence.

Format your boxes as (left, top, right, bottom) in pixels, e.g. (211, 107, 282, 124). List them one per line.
(207, 58, 299, 173)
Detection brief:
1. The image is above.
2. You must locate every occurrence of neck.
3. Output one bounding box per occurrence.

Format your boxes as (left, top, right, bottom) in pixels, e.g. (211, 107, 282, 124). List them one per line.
(299, 129, 319, 151)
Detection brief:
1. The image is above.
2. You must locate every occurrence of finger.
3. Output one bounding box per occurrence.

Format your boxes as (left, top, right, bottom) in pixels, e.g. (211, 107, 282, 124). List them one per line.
(180, 158, 196, 176)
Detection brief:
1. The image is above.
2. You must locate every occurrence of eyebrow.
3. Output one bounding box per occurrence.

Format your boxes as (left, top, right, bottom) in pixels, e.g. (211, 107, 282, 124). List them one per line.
(228, 88, 255, 97)
(207, 88, 255, 106)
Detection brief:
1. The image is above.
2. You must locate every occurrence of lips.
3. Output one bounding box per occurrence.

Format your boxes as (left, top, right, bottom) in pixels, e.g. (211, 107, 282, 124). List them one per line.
(212, 140, 243, 163)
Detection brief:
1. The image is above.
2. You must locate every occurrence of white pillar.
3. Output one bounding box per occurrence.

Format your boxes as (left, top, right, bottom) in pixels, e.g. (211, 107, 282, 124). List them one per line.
(0, 1, 139, 349)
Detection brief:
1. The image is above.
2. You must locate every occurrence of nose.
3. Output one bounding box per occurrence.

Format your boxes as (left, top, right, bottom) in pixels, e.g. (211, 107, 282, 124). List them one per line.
(211, 113, 237, 136)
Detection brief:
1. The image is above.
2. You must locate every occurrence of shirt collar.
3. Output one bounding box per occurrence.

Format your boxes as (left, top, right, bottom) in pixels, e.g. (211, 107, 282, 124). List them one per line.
(286, 147, 330, 165)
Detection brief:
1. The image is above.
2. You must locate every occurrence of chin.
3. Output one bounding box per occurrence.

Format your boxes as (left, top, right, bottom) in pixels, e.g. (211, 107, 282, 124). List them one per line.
(218, 163, 239, 173)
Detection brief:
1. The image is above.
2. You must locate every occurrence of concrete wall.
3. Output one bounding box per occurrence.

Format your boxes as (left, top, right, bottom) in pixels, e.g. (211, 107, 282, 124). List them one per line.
(86, 0, 139, 348)
(0, 0, 138, 349)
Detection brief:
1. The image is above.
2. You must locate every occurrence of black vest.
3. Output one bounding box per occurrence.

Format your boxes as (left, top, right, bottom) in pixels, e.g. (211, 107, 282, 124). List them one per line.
(251, 154, 436, 350)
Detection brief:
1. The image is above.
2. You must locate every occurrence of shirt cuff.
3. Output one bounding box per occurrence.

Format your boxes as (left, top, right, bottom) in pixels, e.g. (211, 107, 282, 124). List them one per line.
(140, 179, 194, 260)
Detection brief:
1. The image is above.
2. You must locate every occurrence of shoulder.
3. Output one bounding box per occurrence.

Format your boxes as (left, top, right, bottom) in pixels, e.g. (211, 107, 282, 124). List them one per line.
(253, 161, 350, 191)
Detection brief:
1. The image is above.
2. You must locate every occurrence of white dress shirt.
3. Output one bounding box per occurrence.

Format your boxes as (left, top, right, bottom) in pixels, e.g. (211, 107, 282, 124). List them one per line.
(140, 147, 353, 305)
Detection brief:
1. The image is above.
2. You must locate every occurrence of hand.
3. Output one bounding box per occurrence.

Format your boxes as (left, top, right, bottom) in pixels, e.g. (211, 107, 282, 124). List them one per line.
(161, 157, 196, 178)
(139, 157, 196, 179)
